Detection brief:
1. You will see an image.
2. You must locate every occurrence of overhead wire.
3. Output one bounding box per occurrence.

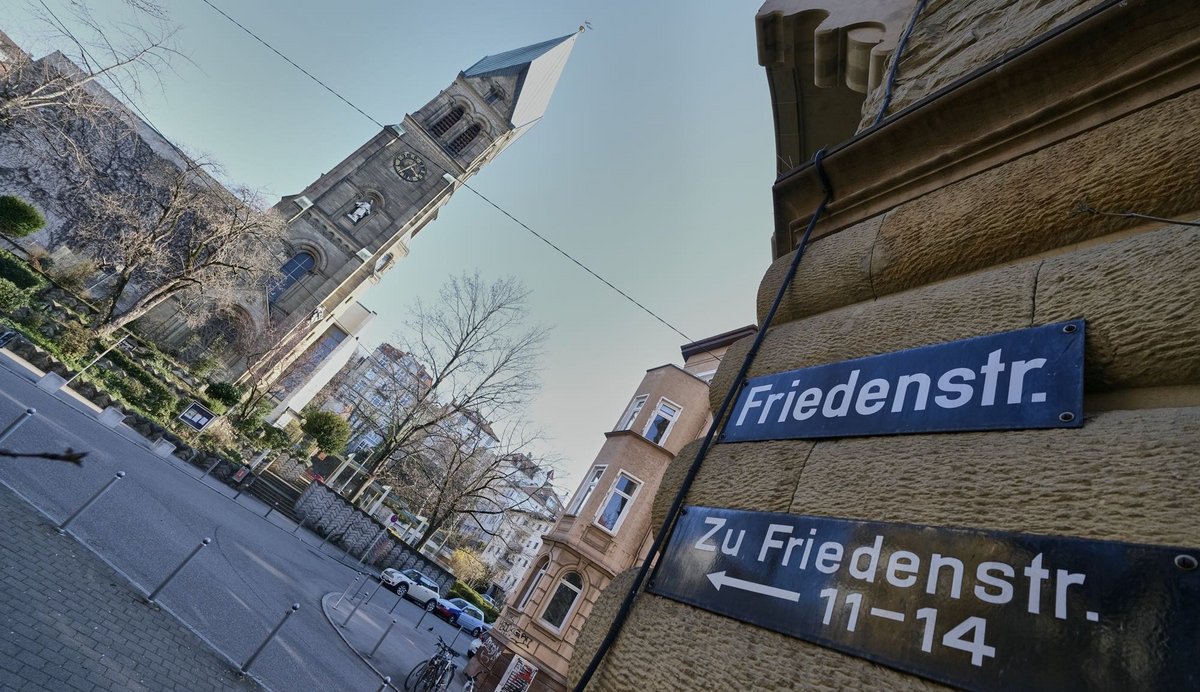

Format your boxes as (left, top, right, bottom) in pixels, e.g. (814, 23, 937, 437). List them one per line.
(195, 0, 700, 346)
(197, 0, 387, 130)
(571, 148, 835, 690)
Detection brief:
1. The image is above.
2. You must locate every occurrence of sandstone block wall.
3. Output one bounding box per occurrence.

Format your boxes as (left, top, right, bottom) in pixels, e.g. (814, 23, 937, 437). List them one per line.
(572, 1, 1200, 687)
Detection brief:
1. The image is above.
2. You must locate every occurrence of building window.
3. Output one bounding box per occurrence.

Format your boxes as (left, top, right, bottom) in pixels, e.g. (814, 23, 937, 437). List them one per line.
(485, 86, 506, 105)
(430, 106, 464, 136)
(448, 123, 481, 154)
(567, 465, 606, 516)
(595, 472, 641, 534)
(517, 558, 548, 611)
(643, 399, 680, 446)
(540, 572, 583, 631)
(268, 251, 315, 302)
(617, 395, 647, 431)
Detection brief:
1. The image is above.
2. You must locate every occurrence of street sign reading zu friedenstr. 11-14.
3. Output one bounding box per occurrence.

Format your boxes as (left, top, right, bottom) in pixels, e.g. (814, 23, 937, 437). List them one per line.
(648, 506, 1199, 691)
(723, 320, 1085, 442)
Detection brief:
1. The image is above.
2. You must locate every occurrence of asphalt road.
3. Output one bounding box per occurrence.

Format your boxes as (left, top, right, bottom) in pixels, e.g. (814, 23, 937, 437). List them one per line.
(0, 353, 476, 691)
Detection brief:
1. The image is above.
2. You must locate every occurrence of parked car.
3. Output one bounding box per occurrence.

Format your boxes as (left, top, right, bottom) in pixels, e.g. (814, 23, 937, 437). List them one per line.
(431, 597, 459, 621)
(380, 568, 442, 610)
(444, 597, 491, 636)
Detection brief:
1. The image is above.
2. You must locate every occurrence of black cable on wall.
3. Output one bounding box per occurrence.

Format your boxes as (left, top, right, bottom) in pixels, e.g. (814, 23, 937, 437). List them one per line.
(572, 148, 835, 691)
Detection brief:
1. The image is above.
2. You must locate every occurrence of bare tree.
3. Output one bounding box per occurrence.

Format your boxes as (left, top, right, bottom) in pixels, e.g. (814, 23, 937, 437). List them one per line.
(71, 158, 285, 336)
(347, 273, 547, 502)
(0, 1, 180, 169)
(385, 415, 555, 550)
(229, 313, 335, 423)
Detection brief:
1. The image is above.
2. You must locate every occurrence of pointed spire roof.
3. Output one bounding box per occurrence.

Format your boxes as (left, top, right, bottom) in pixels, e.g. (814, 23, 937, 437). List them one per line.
(463, 32, 578, 131)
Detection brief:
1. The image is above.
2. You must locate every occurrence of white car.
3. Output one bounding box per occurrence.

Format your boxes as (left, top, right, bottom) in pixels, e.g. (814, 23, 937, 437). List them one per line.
(380, 568, 442, 610)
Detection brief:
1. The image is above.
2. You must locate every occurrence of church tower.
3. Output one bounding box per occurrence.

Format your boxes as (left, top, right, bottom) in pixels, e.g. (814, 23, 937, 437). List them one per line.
(247, 32, 580, 402)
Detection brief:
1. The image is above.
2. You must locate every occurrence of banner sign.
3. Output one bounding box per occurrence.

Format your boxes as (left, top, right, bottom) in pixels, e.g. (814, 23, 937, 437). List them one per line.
(649, 506, 1199, 691)
(723, 320, 1084, 442)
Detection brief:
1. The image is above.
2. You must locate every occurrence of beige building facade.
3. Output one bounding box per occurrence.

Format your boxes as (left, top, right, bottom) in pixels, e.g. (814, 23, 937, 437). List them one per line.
(572, 1, 1200, 690)
(483, 327, 754, 691)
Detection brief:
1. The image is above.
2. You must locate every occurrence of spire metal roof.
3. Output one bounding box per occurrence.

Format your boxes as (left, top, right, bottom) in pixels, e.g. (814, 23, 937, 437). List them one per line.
(463, 32, 578, 130)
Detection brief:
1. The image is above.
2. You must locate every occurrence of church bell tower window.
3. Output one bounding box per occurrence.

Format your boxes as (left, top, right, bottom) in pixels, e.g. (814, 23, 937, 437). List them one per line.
(448, 123, 482, 155)
(430, 106, 464, 136)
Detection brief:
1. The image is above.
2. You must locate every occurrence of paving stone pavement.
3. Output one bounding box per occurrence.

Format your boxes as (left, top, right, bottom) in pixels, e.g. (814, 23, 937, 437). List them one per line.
(0, 482, 263, 692)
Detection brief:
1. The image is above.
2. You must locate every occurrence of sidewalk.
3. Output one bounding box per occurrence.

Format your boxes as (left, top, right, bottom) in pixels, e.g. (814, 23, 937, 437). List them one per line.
(0, 482, 262, 692)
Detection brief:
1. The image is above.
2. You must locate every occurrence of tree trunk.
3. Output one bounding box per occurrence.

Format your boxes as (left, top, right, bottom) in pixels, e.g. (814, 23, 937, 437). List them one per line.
(414, 520, 442, 551)
(95, 280, 182, 336)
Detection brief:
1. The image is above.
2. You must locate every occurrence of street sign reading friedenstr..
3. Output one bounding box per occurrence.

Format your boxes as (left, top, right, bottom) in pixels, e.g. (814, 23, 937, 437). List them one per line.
(723, 320, 1085, 442)
(649, 506, 1199, 691)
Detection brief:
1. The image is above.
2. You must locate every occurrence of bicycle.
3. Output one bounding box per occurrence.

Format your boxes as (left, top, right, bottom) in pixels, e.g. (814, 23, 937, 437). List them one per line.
(462, 671, 481, 692)
(405, 636, 460, 692)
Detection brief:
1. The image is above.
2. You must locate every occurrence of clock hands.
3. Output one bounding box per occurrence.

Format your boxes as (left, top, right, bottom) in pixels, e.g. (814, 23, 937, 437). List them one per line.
(394, 152, 425, 181)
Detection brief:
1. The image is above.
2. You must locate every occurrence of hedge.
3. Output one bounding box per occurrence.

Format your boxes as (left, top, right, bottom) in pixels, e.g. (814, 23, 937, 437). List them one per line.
(448, 581, 500, 623)
(0, 277, 29, 313)
(0, 249, 43, 291)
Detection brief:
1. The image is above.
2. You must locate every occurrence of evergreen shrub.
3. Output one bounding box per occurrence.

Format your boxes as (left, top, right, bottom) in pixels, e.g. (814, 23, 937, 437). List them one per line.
(0, 277, 29, 313)
(0, 250, 43, 291)
(206, 381, 243, 407)
(0, 196, 45, 238)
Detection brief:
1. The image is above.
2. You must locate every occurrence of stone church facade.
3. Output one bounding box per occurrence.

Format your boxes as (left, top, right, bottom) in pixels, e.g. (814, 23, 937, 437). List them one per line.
(570, 1, 1200, 691)
(189, 32, 581, 395)
(0, 28, 579, 397)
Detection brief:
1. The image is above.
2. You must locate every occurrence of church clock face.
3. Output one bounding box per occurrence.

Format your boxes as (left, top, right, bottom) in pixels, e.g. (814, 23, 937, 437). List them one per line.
(393, 151, 427, 182)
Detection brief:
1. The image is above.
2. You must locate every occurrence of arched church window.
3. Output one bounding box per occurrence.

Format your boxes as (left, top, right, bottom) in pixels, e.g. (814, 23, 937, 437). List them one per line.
(448, 123, 482, 155)
(430, 106, 465, 136)
(485, 86, 506, 105)
(269, 251, 315, 303)
(540, 571, 583, 631)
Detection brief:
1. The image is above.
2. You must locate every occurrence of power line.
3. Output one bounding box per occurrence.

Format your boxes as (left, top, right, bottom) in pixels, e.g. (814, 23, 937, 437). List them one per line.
(197, 0, 701, 346)
(459, 181, 694, 343)
(197, 0, 386, 130)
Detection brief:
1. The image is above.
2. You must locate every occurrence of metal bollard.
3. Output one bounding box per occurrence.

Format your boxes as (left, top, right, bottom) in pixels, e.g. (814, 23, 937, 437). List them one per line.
(56, 472, 125, 534)
(240, 603, 299, 674)
(368, 619, 398, 659)
(198, 457, 221, 481)
(334, 575, 361, 609)
(0, 408, 35, 446)
(292, 516, 309, 538)
(342, 579, 383, 627)
(376, 676, 392, 692)
(414, 606, 430, 630)
(147, 538, 210, 603)
(350, 573, 375, 602)
(264, 501, 278, 519)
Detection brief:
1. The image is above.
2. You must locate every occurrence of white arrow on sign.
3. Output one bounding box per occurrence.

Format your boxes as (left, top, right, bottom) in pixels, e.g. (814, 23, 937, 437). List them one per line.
(706, 571, 800, 602)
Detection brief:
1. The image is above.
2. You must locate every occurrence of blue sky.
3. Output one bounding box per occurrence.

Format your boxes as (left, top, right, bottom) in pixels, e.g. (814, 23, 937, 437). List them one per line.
(5, 0, 777, 489)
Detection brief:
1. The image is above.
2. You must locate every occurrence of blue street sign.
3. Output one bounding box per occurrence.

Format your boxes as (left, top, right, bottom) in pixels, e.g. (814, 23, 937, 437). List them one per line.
(649, 506, 1199, 692)
(723, 320, 1084, 442)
